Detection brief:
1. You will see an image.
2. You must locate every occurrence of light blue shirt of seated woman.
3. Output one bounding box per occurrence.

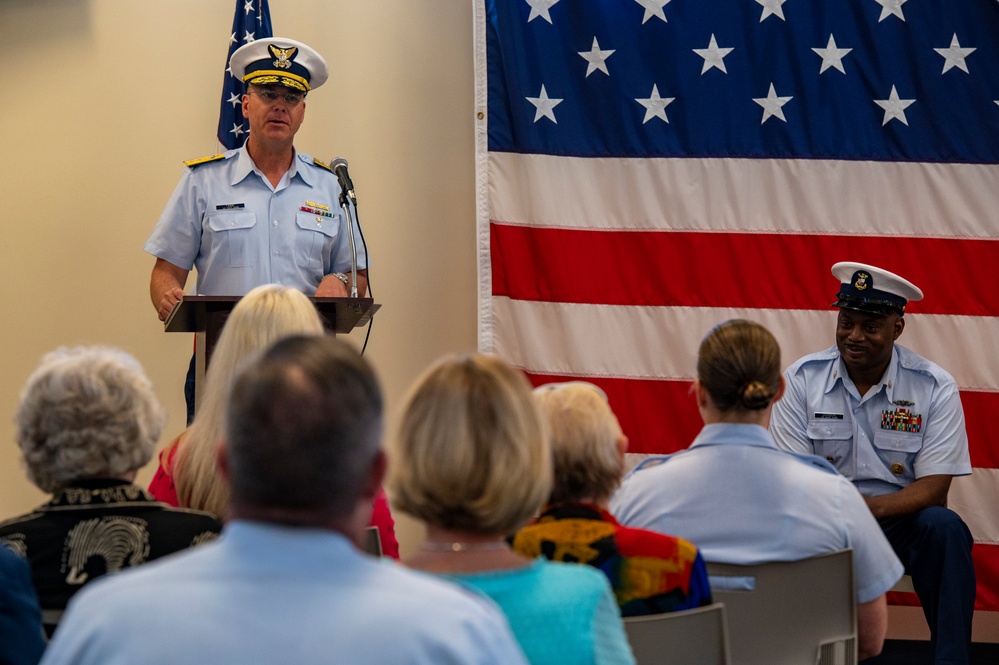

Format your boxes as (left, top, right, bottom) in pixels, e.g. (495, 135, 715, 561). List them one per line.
(444, 558, 636, 665)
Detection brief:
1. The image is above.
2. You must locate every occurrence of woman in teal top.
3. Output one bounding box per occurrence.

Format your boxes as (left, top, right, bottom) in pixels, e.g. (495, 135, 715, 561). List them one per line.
(389, 354, 635, 665)
(444, 559, 633, 665)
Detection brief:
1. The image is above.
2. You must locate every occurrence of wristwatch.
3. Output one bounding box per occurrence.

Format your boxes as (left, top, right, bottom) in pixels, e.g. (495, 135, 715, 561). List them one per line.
(329, 272, 349, 287)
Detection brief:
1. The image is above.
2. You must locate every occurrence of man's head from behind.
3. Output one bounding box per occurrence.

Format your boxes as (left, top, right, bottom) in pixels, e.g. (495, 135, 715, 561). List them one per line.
(223, 335, 384, 525)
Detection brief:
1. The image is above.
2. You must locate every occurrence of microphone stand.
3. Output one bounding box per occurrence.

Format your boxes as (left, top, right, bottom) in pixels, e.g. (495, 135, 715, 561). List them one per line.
(338, 190, 359, 299)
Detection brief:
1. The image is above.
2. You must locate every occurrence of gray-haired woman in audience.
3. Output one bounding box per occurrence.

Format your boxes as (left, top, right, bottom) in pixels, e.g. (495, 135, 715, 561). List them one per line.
(389, 354, 635, 665)
(511, 381, 712, 616)
(0, 346, 221, 636)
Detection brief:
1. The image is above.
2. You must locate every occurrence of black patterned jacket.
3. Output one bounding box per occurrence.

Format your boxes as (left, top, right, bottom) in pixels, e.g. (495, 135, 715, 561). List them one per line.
(0, 478, 221, 636)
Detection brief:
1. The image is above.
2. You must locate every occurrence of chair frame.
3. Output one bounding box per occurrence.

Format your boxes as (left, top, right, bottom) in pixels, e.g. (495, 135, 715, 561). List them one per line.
(706, 549, 857, 665)
(624, 602, 731, 665)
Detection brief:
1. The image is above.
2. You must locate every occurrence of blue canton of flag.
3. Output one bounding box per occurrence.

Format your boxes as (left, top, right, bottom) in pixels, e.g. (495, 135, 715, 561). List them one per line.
(486, 0, 999, 162)
(217, 0, 273, 149)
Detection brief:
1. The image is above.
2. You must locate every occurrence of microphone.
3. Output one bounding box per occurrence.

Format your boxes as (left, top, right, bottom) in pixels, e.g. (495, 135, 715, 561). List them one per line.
(330, 157, 356, 206)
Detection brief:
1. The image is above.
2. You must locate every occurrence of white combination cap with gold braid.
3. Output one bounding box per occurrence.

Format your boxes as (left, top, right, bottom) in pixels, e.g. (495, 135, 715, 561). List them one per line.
(230, 37, 329, 92)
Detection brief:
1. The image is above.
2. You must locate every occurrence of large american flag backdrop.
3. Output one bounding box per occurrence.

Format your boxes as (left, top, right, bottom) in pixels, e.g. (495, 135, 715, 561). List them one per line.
(475, 0, 999, 611)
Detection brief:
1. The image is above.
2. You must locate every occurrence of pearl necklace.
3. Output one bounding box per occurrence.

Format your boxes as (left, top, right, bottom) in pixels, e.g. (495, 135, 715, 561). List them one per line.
(419, 541, 510, 552)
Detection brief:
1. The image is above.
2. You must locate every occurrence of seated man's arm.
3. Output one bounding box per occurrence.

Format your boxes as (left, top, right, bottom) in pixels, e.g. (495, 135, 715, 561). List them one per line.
(769, 369, 815, 454)
(315, 269, 368, 298)
(857, 593, 888, 661)
(864, 474, 951, 520)
(150, 258, 189, 322)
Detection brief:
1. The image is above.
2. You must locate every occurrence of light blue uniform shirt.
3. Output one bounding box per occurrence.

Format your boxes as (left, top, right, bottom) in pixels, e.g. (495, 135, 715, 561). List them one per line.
(42, 521, 528, 665)
(145, 147, 367, 296)
(770, 344, 971, 497)
(610, 423, 903, 604)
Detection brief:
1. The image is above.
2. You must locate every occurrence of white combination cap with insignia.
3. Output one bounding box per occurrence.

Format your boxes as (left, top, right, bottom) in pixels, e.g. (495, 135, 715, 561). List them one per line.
(831, 261, 923, 316)
(229, 37, 329, 92)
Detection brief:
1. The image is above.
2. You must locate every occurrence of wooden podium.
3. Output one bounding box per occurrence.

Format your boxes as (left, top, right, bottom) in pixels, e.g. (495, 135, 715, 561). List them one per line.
(164, 295, 379, 409)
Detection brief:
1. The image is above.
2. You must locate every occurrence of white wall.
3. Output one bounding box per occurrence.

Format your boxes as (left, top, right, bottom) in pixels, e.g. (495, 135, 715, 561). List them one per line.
(0, 0, 477, 554)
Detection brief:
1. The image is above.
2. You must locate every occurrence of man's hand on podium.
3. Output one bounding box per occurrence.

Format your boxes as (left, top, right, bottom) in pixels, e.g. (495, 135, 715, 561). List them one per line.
(315, 274, 350, 298)
(158, 287, 186, 322)
(150, 258, 191, 322)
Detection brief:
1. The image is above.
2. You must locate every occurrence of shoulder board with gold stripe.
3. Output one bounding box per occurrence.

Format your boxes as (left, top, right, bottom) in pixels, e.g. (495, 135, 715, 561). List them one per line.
(184, 154, 226, 168)
(313, 157, 334, 173)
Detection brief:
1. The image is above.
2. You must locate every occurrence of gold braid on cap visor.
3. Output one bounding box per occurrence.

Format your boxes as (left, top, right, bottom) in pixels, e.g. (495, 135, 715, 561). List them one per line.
(243, 71, 310, 92)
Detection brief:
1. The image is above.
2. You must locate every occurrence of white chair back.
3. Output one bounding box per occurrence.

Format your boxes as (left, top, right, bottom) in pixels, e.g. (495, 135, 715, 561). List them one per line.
(706, 549, 856, 665)
(624, 602, 731, 665)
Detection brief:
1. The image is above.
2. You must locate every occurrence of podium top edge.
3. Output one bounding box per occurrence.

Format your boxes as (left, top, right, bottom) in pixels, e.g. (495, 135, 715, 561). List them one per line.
(176, 295, 375, 304)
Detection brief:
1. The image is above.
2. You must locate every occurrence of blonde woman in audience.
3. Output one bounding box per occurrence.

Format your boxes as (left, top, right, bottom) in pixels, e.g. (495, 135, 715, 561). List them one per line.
(512, 381, 711, 616)
(611, 319, 903, 661)
(390, 354, 635, 665)
(149, 284, 399, 557)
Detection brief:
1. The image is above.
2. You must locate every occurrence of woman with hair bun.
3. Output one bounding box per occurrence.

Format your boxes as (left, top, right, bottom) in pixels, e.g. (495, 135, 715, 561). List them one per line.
(611, 320, 903, 661)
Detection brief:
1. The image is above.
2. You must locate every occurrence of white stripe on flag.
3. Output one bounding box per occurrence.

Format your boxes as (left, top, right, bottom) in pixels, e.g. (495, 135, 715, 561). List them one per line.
(489, 297, 999, 392)
(950, 471, 999, 545)
(489, 152, 999, 238)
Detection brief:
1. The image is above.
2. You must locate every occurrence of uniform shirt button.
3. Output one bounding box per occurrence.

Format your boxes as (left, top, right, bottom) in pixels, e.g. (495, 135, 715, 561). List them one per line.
(274, 250, 280, 255)
(273, 220, 278, 226)
(824, 429, 832, 436)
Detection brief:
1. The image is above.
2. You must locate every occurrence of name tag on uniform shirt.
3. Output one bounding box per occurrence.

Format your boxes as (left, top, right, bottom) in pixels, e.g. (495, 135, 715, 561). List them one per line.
(813, 412, 844, 420)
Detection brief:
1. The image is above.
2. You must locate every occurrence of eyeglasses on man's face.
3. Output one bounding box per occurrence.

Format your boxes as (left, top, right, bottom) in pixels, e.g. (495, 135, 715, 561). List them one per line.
(248, 88, 306, 106)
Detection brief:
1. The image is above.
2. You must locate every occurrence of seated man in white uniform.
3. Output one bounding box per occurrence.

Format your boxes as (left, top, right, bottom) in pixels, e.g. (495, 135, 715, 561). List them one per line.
(770, 262, 975, 665)
(611, 319, 903, 661)
(41, 336, 527, 665)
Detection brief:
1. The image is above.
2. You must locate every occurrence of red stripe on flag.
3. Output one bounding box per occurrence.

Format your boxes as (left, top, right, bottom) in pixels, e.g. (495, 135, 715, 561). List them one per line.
(960, 392, 999, 470)
(492, 224, 999, 316)
(972, 543, 999, 612)
(524, 372, 999, 469)
(523, 373, 699, 456)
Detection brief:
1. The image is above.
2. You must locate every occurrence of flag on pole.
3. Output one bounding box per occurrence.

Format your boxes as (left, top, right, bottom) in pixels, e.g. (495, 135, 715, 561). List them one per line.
(218, 0, 273, 149)
(475, 0, 999, 610)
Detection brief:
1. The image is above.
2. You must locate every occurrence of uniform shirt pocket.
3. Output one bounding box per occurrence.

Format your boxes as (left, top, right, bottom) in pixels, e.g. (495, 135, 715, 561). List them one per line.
(806, 420, 853, 474)
(206, 211, 257, 268)
(295, 212, 338, 270)
(872, 430, 923, 483)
